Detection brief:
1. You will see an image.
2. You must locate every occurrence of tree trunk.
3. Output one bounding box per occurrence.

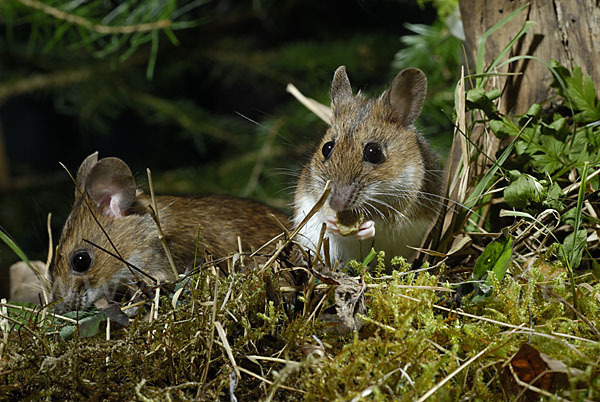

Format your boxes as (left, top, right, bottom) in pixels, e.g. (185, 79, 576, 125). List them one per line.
(459, 0, 600, 115)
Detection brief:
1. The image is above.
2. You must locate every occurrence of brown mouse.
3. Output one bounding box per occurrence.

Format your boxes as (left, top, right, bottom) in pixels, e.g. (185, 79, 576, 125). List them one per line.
(51, 152, 290, 312)
(293, 66, 443, 265)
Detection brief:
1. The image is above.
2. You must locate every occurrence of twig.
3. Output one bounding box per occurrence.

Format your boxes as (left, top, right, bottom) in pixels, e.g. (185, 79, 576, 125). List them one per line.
(135, 379, 152, 402)
(235, 365, 306, 394)
(200, 268, 219, 386)
(43, 213, 53, 306)
(249, 233, 285, 258)
(215, 321, 241, 378)
(0, 68, 93, 106)
(286, 83, 332, 124)
(257, 181, 331, 276)
(416, 345, 491, 402)
(540, 285, 600, 341)
(397, 293, 597, 344)
(509, 364, 571, 402)
(0, 301, 77, 324)
(18, 0, 171, 34)
(146, 168, 179, 280)
(0, 312, 52, 355)
(0, 299, 7, 361)
(562, 167, 600, 195)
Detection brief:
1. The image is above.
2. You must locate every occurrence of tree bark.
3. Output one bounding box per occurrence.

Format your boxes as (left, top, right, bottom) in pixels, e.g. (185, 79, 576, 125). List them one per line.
(460, 0, 600, 115)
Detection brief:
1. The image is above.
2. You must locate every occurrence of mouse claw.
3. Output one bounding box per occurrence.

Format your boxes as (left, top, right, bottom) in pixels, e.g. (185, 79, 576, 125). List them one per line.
(355, 220, 375, 240)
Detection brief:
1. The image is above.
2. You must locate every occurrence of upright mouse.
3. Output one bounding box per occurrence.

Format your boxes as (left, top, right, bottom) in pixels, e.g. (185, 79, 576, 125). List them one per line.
(293, 66, 443, 265)
(52, 153, 290, 312)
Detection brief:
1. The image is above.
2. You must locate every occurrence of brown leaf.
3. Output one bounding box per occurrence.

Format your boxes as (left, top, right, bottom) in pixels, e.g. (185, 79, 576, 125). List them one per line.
(319, 273, 366, 334)
(500, 343, 569, 399)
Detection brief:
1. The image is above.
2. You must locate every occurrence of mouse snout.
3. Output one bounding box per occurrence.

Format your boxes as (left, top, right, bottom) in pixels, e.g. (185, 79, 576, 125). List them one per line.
(329, 184, 356, 211)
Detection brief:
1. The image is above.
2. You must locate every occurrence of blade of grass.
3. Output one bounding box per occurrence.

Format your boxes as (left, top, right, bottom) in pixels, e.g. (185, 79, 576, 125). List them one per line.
(455, 118, 530, 232)
(0, 229, 51, 293)
(483, 21, 535, 88)
(475, 3, 530, 86)
(565, 161, 589, 310)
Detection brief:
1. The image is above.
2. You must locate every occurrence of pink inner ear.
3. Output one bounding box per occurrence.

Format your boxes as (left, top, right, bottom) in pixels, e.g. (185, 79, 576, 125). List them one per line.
(91, 186, 127, 218)
(109, 194, 126, 218)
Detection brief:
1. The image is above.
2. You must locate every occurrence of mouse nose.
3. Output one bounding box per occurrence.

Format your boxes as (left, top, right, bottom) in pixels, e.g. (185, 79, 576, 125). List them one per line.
(329, 184, 354, 211)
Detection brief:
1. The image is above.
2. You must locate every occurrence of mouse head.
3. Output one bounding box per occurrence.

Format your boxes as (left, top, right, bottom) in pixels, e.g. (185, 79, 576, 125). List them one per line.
(310, 66, 429, 218)
(51, 153, 155, 312)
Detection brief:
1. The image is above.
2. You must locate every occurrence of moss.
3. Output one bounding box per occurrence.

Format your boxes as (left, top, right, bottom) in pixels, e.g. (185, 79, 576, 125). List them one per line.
(1, 254, 599, 400)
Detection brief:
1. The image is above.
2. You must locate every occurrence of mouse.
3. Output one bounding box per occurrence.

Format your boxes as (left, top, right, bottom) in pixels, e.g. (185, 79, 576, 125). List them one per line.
(293, 66, 443, 266)
(51, 152, 291, 313)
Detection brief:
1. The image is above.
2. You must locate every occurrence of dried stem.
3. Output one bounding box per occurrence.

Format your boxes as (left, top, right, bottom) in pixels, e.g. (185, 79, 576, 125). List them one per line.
(146, 168, 179, 280)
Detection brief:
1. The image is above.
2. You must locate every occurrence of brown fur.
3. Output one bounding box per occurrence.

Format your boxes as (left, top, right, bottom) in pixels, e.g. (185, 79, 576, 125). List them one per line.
(52, 153, 290, 312)
(296, 67, 442, 223)
(294, 66, 444, 263)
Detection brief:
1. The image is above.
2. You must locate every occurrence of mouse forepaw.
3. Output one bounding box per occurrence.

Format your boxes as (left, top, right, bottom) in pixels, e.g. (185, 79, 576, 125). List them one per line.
(325, 216, 340, 234)
(355, 220, 375, 240)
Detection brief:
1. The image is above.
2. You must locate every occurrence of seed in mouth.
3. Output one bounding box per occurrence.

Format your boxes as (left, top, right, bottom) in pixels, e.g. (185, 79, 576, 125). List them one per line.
(336, 210, 364, 236)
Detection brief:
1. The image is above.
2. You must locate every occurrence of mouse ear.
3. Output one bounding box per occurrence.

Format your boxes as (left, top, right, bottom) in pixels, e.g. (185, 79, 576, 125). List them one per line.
(74, 152, 99, 200)
(385, 68, 427, 127)
(330, 66, 352, 106)
(85, 157, 137, 219)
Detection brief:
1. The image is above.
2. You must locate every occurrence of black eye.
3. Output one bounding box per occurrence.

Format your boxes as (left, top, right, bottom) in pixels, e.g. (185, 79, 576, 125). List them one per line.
(70, 250, 93, 273)
(363, 142, 385, 164)
(321, 140, 335, 160)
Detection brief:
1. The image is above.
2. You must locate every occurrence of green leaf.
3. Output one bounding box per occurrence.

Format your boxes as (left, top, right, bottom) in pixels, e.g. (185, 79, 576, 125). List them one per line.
(551, 62, 600, 123)
(78, 313, 105, 338)
(550, 117, 568, 137)
(361, 248, 377, 268)
(466, 88, 498, 118)
(504, 173, 545, 208)
(490, 118, 519, 139)
(558, 229, 587, 270)
(100, 305, 129, 327)
(543, 182, 565, 210)
(59, 310, 105, 339)
(525, 103, 542, 119)
(473, 232, 514, 283)
(529, 135, 567, 174)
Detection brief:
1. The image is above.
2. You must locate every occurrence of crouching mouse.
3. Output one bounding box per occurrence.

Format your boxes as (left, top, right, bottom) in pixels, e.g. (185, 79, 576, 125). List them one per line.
(52, 153, 291, 312)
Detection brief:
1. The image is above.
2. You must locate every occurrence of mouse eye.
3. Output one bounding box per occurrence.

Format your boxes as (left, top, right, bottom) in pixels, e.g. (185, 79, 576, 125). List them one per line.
(321, 140, 335, 160)
(70, 250, 93, 274)
(363, 142, 385, 164)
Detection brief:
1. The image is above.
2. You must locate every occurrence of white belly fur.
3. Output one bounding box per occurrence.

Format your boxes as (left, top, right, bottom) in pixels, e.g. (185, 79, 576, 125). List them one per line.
(294, 194, 431, 265)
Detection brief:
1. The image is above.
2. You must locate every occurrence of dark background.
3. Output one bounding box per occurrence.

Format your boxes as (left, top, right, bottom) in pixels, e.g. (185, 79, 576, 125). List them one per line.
(0, 1, 450, 298)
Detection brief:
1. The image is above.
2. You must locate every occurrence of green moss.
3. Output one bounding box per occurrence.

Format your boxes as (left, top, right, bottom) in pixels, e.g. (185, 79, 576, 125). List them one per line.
(1, 255, 599, 400)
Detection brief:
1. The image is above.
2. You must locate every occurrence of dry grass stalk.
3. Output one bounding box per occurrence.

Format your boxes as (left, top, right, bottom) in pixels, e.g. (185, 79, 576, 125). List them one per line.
(398, 292, 597, 344)
(417, 344, 492, 402)
(0, 301, 77, 323)
(214, 321, 240, 378)
(286, 83, 332, 124)
(0, 299, 7, 361)
(257, 180, 331, 276)
(146, 168, 179, 280)
(200, 264, 219, 386)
